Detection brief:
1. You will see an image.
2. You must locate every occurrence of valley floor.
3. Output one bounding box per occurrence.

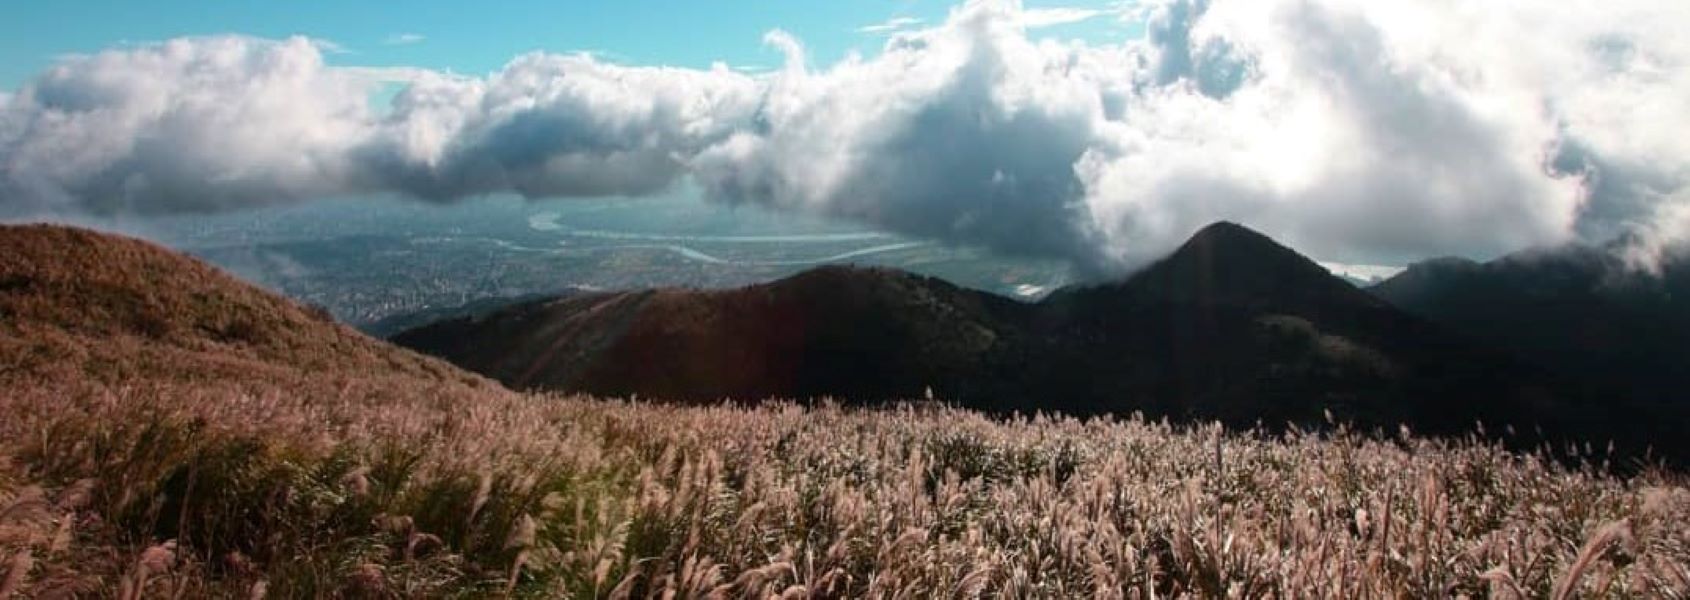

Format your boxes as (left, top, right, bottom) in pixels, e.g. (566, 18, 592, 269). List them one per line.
(2, 382, 1686, 598)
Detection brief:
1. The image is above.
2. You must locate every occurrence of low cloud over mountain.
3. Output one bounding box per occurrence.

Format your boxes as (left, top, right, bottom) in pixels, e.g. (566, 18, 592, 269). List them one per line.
(3, 0, 1688, 272)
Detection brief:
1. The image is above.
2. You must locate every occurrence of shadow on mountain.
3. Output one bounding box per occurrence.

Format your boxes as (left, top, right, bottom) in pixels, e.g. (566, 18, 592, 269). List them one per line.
(395, 222, 1686, 464)
(1372, 240, 1690, 431)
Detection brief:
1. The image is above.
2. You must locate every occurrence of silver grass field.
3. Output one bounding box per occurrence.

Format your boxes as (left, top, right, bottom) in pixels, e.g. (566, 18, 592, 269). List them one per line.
(2, 381, 1686, 598)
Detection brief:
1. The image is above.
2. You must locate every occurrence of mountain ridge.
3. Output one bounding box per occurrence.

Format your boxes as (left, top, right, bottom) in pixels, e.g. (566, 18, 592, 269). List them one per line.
(394, 264, 1028, 402)
(1371, 240, 1690, 419)
(6, 222, 1678, 463)
(394, 221, 1682, 461)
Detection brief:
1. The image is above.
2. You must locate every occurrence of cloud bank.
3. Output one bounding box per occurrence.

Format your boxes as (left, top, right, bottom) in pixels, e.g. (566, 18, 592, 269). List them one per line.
(2, 0, 1688, 273)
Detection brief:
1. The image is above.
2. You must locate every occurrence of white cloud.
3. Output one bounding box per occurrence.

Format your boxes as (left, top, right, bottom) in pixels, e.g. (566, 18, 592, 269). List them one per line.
(699, 0, 1690, 270)
(1020, 7, 1106, 28)
(0, 36, 760, 213)
(358, 54, 762, 201)
(3, 0, 1689, 274)
(858, 16, 924, 35)
(0, 36, 371, 214)
(383, 33, 426, 46)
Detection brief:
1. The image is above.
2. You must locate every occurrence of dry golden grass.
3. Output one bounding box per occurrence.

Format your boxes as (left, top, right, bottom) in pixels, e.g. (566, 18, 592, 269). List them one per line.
(2, 382, 1686, 598)
(2, 224, 1687, 597)
(0, 224, 490, 390)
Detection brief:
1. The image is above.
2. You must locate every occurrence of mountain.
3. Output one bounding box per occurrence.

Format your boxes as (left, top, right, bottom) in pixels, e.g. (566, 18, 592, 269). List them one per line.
(395, 221, 1676, 459)
(394, 265, 1030, 402)
(0, 224, 497, 398)
(1026, 222, 1572, 435)
(1058, 221, 1384, 310)
(5, 224, 1687, 598)
(3, 222, 1680, 462)
(1371, 242, 1690, 415)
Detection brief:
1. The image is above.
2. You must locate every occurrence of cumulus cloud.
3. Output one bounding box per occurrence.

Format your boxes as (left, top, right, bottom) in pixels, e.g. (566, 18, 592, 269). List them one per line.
(0, 36, 370, 214)
(0, 37, 760, 214)
(2, 0, 1689, 273)
(352, 54, 761, 201)
(695, 2, 1113, 262)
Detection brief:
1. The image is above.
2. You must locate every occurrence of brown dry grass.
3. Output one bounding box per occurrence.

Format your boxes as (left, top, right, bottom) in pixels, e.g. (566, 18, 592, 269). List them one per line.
(2, 224, 1688, 597)
(0, 224, 489, 390)
(3, 383, 1687, 598)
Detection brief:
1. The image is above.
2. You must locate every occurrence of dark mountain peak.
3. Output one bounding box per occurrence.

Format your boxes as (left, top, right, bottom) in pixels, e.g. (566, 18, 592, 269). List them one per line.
(1163, 221, 1324, 274)
(1091, 221, 1383, 312)
(1184, 220, 1271, 246)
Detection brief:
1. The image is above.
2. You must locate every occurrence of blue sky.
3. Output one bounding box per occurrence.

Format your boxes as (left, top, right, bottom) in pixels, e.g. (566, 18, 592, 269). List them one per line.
(2, 0, 1682, 271)
(0, 0, 1134, 89)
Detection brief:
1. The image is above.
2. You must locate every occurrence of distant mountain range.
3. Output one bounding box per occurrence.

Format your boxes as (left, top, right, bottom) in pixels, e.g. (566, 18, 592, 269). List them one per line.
(4, 222, 1682, 464)
(394, 222, 1687, 462)
(1370, 241, 1690, 417)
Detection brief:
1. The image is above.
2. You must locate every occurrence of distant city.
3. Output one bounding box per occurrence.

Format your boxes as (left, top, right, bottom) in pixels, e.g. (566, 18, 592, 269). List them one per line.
(123, 191, 1074, 330)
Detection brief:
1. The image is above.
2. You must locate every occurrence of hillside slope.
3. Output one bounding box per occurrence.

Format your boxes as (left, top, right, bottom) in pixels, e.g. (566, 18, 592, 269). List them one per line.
(0, 224, 498, 395)
(395, 265, 1030, 402)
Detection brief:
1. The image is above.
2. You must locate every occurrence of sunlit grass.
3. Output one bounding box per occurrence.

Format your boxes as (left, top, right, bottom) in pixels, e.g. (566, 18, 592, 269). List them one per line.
(3, 382, 1685, 598)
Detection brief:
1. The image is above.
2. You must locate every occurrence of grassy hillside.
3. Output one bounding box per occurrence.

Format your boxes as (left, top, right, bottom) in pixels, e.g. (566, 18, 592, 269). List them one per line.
(1, 225, 1687, 597)
(0, 225, 493, 390)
